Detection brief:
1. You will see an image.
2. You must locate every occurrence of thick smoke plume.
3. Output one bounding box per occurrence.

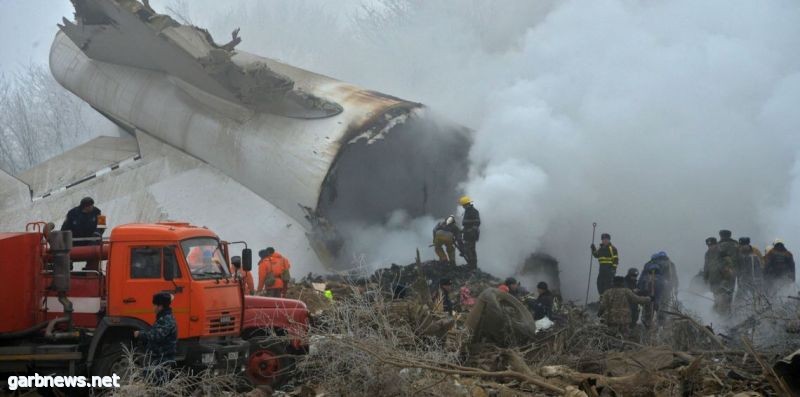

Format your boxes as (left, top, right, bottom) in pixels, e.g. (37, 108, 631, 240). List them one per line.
(161, 0, 800, 301)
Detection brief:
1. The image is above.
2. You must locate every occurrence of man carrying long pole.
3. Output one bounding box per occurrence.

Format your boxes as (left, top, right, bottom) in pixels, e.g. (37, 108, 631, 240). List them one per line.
(585, 223, 597, 306)
(591, 231, 619, 296)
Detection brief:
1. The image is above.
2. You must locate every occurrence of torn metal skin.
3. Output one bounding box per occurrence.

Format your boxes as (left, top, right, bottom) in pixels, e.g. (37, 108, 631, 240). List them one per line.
(62, 0, 341, 118)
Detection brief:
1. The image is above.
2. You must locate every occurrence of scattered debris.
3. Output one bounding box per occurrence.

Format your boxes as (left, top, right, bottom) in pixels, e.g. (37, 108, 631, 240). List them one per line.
(274, 260, 800, 397)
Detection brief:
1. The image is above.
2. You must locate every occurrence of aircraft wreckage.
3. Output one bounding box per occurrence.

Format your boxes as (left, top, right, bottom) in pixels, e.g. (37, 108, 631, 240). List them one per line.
(0, 0, 471, 273)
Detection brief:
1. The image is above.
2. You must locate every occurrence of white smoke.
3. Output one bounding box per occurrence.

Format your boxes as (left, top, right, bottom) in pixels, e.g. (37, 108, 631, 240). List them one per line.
(156, 0, 800, 300)
(341, 211, 437, 268)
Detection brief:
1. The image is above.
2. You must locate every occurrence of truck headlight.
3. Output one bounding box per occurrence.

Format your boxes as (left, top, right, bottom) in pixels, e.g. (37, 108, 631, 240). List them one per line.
(201, 352, 216, 365)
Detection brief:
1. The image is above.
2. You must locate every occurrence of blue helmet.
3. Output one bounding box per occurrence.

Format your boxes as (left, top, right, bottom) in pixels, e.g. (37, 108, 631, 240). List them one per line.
(651, 251, 667, 260)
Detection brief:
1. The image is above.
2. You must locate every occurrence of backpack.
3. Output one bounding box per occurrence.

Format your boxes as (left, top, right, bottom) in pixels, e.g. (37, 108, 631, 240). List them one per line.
(265, 268, 276, 287)
(281, 268, 291, 283)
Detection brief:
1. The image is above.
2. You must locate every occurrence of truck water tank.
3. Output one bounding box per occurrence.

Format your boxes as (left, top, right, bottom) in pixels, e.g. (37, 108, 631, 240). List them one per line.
(0, 233, 45, 333)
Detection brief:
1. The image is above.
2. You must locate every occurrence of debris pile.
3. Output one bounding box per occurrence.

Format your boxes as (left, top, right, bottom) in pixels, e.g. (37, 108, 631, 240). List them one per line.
(275, 261, 800, 397)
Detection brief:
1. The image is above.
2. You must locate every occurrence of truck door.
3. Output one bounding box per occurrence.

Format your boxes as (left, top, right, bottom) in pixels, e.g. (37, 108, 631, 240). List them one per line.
(119, 246, 191, 337)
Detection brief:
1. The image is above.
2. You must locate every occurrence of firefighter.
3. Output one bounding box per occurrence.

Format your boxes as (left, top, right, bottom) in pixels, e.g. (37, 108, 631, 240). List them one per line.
(764, 241, 795, 294)
(460, 196, 481, 269)
(134, 292, 177, 383)
(599, 276, 651, 337)
(712, 230, 739, 315)
(432, 215, 462, 266)
(231, 256, 255, 295)
(736, 237, 763, 304)
(591, 233, 619, 295)
(257, 247, 291, 297)
(60, 197, 103, 246)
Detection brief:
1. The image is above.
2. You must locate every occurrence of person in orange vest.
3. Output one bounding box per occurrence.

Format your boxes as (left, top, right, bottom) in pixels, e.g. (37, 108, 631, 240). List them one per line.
(498, 277, 523, 298)
(257, 247, 291, 297)
(186, 246, 207, 270)
(230, 256, 255, 295)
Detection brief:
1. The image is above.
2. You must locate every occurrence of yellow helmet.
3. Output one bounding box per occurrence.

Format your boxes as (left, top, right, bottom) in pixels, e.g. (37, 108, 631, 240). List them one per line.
(459, 196, 473, 206)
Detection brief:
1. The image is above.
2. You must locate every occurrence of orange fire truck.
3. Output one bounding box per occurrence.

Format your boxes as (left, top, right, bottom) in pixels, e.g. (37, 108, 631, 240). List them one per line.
(0, 221, 308, 390)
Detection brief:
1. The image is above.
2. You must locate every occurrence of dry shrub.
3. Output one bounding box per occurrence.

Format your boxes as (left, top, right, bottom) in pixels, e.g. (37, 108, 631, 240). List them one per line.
(296, 282, 471, 397)
(108, 346, 239, 397)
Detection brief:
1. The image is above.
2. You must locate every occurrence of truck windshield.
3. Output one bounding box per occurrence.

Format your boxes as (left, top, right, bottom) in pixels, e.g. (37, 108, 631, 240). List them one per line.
(181, 238, 230, 279)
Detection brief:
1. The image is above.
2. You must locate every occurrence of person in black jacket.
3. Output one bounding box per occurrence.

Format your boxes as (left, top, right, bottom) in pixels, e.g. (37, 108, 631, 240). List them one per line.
(60, 197, 102, 246)
(460, 196, 481, 269)
(591, 233, 619, 295)
(134, 293, 177, 365)
(134, 292, 177, 384)
(530, 281, 555, 320)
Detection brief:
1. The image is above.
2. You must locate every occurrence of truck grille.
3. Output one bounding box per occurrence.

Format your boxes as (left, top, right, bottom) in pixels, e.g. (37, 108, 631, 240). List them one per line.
(206, 309, 239, 335)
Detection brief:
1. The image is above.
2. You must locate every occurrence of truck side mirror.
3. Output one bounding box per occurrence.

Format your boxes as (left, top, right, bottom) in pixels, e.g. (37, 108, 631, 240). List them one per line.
(242, 248, 252, 272)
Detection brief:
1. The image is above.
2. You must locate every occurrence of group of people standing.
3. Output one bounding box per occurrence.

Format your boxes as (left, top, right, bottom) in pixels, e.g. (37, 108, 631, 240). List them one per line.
(592, 233, 680, 335)
(589, 228, 798, 337)
(230, 247, 293, 298)
(704, 229, 796, 315)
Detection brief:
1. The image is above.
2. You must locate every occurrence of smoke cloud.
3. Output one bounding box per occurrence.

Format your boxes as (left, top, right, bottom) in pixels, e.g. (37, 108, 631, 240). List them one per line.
(145, 1, 800, 300)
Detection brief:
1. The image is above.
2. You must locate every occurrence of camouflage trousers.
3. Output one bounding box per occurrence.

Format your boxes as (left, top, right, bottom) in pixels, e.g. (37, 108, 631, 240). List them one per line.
(712, 286, 733, 316)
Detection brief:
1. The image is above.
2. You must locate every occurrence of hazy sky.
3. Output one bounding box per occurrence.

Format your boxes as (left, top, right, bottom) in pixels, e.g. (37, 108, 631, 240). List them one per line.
(2, 1, 799, 307)
(0, 1, 75, 72)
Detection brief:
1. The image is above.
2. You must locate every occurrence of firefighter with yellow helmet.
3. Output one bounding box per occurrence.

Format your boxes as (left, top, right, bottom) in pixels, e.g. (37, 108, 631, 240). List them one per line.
(460, 196, 481, 269)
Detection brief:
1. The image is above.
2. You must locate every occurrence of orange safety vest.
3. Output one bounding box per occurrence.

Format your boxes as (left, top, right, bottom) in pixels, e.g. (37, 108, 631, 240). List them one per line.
(258, 253, 291, 291)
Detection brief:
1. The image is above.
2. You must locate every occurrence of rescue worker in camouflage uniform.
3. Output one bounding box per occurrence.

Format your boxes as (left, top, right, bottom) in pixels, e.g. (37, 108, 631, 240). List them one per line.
(591, 233, 619, 295)
(134, 292, 177, 384)
(711, 230, 739, 315)
(460, 196, 481, 270)
(736, 237, 764, 305)
(625, 268, 640, 326)
(764, 241, 796, 295)
(599, 276, 651, 337)
(703, 237, 719, 284)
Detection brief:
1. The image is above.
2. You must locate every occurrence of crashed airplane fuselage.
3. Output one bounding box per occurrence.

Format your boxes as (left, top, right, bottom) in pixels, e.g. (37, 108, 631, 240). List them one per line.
(0, 0, 470, 272)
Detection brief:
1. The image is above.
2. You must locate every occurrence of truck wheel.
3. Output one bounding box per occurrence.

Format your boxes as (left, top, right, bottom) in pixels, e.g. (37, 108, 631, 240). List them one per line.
(91, 344, 133, 382)
(246, 339, 293, 387)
